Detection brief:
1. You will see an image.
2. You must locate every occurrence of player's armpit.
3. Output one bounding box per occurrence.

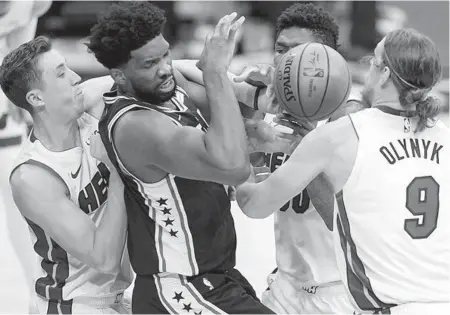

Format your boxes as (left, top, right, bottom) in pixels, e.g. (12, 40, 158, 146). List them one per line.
(114, 110, 250, 186)
(80, 76, 115, 119)
(306, 173, 334, 231)
(236, 126, 332, 218)
(10, 163, 118, 274)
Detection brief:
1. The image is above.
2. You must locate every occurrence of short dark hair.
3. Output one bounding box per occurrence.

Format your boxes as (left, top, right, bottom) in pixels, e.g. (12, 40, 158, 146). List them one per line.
(0, 36, 52, 114)
(276, 2, 339, 49)
(86, 1, 166, 69)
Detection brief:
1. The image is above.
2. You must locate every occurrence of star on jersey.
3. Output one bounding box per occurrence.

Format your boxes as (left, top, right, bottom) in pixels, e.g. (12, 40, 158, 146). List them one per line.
(173, 291, 184, 302)
(194, 311, 202, 315)
(161, 207, 172, 215)
(157, 197, 168, 206)
(169, 229, 179, 237)
(163, 218, 174, 226)
(183, 303, 192, 312)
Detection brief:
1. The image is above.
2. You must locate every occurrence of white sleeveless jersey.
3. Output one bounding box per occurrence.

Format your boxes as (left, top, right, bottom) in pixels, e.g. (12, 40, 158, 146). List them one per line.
(11, 113, 133, 303)
(335, 108, 450, 311)
(264, 114, 341, 292)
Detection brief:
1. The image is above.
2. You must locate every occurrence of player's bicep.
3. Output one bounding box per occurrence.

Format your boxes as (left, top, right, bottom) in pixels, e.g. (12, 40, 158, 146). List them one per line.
(10, 164, 96, 263)
(115, 112, 243, 185)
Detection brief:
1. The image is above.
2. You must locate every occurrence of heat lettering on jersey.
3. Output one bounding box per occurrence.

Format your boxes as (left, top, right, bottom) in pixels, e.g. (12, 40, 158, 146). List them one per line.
(78, 162, 110, 214)
(264, 152, 310, 214)
(379, 138, 443, 165)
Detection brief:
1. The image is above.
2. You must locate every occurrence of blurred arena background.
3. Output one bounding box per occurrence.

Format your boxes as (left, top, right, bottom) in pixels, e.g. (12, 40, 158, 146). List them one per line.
(0, 1, 448, 313)
(36, 0, 449, 113)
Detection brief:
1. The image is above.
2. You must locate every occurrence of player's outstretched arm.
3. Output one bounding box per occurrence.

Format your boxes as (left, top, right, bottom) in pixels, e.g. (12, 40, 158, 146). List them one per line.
(173, 60, 272, 115)
(80, 76, 115, 119)
(236, 125, 333, 218)
(10, 163, 127, 275)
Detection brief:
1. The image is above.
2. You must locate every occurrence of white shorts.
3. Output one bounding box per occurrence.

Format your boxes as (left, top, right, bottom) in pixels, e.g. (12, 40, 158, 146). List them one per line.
(30, 292, 131, 314)
(356, 302, 450, 315)
(262, 272, 354, 314)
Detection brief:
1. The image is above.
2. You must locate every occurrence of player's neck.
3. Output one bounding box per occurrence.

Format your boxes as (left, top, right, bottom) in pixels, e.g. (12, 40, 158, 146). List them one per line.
(372, 93, 415, 112)
(32, 114, 81, 152)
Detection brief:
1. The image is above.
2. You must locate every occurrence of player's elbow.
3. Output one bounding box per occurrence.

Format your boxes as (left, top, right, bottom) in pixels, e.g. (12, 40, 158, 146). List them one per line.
(241, 206, 271, 219)
(236, 184, 272, 219)
(224, 163, 251, 186)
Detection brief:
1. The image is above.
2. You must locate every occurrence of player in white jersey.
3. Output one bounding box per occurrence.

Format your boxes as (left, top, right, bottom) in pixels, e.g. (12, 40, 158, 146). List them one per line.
(236, 28, 450, 314)
(0, 36, 133, 314)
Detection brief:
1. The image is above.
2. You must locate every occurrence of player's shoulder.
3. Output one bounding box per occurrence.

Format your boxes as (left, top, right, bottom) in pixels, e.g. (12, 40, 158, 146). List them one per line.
(10, 161, 68, 198)
(113, 107, 174, 147)
(315, 114, 356, 147)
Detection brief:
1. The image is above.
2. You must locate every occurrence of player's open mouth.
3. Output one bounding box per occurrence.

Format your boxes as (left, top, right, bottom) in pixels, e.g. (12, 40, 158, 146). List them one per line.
(159, 77, 174, 92)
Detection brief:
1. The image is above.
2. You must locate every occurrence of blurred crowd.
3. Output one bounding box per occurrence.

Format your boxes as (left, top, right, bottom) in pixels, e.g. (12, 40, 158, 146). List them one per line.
(1, 1, 449, 111)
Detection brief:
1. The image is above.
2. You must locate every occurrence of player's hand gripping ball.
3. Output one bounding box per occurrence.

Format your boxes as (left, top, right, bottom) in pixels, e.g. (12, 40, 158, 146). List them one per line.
(274, 43, 352, 121)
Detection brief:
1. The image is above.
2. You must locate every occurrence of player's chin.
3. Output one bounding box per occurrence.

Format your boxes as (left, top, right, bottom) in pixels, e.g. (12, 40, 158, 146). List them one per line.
(159, 76, 175, 93)
(158, 86, 177, 102)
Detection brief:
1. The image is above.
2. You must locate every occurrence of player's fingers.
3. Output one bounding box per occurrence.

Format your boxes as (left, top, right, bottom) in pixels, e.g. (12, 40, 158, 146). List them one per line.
(228, 186, 236, 201)
(233, 65, 258, 83)
(274, 117, 310, 137)
(215, 12, 237, 38)
(260, 65, 269, 77)
(228, 15, 245, 43)
(294, 117, 316, 132)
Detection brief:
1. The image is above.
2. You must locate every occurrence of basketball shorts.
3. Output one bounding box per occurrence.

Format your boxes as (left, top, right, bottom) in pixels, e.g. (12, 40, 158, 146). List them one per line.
(132, 268, 275, 314)
(262, 271, 354, 314)
(30, 291, 131, 314)
(356, 302, 450, 315)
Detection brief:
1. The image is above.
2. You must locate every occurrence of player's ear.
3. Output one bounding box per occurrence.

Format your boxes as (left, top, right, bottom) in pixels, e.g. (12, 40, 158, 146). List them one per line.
(110, 68, 126, 87)
(379, 66, 391, 88)
(26, 89, 45, 109)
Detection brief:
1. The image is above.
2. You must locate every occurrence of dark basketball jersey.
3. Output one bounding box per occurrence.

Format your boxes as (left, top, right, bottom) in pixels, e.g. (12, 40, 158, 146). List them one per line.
(98, 86, 236, 277)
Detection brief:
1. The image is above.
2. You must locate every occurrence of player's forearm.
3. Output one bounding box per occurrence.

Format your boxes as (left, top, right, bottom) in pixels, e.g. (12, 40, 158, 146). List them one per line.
(173, 59, 268, 112)
(202, 68, 250, 174)
(92, 170, 127, 274)
(0, 2, 34, 38)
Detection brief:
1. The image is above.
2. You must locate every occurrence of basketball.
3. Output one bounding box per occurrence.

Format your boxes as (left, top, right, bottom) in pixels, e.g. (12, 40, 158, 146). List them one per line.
(274, 43, 352, 121)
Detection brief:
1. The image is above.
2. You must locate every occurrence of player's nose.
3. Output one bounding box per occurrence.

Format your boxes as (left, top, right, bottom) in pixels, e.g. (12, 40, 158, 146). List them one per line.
(70, 69, 82, 86)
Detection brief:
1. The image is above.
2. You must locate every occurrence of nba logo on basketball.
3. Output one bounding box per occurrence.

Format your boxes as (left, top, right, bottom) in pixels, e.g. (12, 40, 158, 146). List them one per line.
(274, 43, 351, 121)
(302, 68, 324, 77)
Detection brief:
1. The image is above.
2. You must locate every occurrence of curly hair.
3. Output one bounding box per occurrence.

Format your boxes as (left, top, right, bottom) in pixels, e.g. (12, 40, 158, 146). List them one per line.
(276, 2, 339, 49)
(86, 1, 166, 69)
(0, 36, 52, 114)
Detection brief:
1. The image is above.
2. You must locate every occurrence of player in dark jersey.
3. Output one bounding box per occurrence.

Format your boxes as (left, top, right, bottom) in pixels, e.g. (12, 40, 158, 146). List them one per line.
(86, 2, 274, 314)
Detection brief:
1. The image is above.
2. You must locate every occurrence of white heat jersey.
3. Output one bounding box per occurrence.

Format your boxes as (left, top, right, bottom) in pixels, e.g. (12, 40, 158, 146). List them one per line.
(11, 113, 133, 304)
(264, 114, 341, 292)
(335, 108, 450, 312)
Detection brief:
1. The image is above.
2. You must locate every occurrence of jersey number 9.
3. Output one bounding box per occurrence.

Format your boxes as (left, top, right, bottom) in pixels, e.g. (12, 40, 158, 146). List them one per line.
(404, 176, 440, 239)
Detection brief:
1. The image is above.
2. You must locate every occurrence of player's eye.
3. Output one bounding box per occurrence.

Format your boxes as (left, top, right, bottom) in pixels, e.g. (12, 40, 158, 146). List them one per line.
(58, 72, 65, 78)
